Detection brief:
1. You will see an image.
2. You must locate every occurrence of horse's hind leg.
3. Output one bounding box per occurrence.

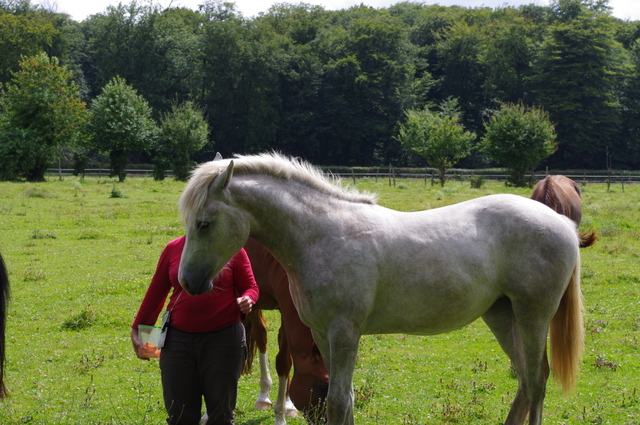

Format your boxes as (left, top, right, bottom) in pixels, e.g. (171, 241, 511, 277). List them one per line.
(482, 297, 530, 425)
(511, 300, 552, 425)
(482, 297, 551, 425)
(256, 350, 274, 410)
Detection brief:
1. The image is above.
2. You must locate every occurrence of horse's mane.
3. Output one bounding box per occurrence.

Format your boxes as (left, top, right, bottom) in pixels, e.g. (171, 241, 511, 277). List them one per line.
(541, 176, 560, 212)
(531, 176, 597, 248)
(179, 152, 377, 224)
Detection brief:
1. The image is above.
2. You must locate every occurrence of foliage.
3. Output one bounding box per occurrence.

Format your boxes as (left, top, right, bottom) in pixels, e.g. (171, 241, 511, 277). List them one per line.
(434, 20, 486, 133)
(2, 0, 640, 169)
(312, 9, 418, 165)
(0, 52, 88, 181)
(397, 99, 475, 186)
(0, 127, 41, 181)
(480, 13, 539, 104)
(481, 102, 557, 187)
(156, 101, 210, 181)
(84, 3, 203, 110)
(0, 3, 58, 83)
(88, 76, 158, 182)
(530, 3, 633, 168)
(199, 10, 288, 157)
(619, 40, 640, 166)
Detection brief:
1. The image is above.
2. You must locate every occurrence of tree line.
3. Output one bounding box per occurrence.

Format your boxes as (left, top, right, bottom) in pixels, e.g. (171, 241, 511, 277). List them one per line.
(1, 0, 639, 183)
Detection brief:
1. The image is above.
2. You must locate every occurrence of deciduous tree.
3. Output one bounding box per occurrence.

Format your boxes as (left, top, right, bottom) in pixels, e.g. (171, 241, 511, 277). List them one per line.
(0, 52, 88, 181)
(397, 98, 475, 186)
(89, 76, 157, 181)
(156, 101, 209, 181)
(481, 102, 556, 187)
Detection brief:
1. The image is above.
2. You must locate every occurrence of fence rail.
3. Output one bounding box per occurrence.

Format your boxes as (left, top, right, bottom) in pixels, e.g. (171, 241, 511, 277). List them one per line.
(332, 172, 640, 184)
(46, 168, 171, 177)
(47, 168, 639, 184)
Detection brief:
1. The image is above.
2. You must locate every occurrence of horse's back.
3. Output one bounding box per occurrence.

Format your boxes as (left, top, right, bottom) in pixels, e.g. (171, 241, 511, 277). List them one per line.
(355, 194, 580, 335)
(404, 193, 577, 248)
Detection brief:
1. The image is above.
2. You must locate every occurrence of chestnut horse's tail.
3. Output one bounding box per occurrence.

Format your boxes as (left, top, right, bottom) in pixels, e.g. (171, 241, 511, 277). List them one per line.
(0, 253, 10, 398)
(243, 308, 267, 375)
(549, 259, 584, 395)
(579, 230, 597, 248)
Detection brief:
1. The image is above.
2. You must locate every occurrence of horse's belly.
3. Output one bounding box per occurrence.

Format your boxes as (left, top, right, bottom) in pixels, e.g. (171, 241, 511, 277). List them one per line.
(362, 288, 500, 336)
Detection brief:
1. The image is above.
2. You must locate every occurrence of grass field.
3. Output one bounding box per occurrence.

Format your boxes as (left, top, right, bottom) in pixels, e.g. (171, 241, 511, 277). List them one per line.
(0, 175, 638, 424)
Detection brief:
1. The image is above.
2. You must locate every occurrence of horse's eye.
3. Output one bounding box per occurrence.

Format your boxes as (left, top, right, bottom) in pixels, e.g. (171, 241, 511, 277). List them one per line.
(197, 222, 210, 230)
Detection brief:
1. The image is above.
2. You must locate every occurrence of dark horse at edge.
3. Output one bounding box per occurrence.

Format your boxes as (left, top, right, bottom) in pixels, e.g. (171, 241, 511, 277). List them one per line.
(0, 252, 10, 398)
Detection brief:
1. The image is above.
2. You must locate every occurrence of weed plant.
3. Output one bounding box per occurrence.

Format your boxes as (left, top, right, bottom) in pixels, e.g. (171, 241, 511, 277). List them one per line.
(0, 176, 638, 424)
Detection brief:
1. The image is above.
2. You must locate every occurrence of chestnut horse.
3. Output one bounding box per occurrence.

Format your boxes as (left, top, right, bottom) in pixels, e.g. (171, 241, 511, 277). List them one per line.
(0, 252, 9, 399)
(530, 175, 596, 248)
(243, 238, 329, 425)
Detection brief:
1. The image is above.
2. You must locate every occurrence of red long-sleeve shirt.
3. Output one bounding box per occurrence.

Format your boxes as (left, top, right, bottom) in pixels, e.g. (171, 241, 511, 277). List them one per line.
(132, 236, 259, 333)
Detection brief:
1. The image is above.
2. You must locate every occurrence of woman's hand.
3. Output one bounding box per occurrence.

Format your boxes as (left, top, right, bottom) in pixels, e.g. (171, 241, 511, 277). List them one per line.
(236, 296, 253, 315)
(131, 328, 150, 360)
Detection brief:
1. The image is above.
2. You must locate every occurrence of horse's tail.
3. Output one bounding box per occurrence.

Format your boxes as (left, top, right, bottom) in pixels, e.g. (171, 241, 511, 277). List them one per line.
(243, 308, 267, 375)
(579, 230, 597, 249)
(0, 253, 10, 398)
(549, 258, 584, 395)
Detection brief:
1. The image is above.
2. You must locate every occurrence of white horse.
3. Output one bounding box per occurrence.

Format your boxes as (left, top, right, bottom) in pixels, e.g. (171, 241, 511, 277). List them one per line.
(179, 153, 586, 425)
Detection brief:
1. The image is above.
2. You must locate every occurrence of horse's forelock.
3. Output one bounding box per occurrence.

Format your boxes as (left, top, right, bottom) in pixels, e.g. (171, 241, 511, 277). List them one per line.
(179, 161, 229, 225)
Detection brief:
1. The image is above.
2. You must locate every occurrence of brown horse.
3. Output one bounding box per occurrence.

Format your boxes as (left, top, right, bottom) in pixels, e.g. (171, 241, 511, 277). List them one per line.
(0, 252, 10, 399)
(530, 175, 596, 248)
(243, 238, 329, 424)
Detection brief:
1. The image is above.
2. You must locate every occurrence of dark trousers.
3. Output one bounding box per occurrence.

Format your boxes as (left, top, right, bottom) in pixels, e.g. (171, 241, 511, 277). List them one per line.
(159, 323, 246, 425)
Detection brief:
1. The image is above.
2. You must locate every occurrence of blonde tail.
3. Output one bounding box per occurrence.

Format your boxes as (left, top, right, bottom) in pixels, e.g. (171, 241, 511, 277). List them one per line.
(549, 260, 584, 394)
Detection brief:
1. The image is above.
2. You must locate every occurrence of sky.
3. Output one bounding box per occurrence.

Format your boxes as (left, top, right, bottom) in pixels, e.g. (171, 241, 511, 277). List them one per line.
(34, 0, 640, 22)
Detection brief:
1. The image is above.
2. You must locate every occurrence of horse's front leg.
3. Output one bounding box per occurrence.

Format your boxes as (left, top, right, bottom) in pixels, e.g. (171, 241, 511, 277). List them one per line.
(320, 319, 361, 425)
(274, 326, 298, 420)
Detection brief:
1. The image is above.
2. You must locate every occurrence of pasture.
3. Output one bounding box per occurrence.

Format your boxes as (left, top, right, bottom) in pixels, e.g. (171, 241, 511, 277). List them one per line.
(0, 175, 638, 424)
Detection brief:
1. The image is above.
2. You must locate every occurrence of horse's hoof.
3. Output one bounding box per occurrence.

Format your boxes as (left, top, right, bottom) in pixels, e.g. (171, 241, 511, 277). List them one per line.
(285, 408, 298, 418)
(255, 401, 272, 411)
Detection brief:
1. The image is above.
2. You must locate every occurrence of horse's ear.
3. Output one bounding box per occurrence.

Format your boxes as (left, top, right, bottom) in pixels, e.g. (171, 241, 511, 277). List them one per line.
(213, 152, 223, 161)
(210, 160, 234, 193)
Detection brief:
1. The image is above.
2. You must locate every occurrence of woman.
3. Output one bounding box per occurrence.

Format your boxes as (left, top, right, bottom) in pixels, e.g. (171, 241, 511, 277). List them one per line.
(131, 236, 259, 425)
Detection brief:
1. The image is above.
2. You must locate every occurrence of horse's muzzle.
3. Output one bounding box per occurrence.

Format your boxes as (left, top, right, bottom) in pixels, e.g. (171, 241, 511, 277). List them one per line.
(179, 276, 212, 296)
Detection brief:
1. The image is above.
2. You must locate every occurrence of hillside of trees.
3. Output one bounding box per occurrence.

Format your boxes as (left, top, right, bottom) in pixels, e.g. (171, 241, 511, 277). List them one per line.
(1, 0, 639, 180)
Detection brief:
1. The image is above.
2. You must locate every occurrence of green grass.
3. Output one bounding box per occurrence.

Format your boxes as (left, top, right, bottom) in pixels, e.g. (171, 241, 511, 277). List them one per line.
(0, 176, 638, 424)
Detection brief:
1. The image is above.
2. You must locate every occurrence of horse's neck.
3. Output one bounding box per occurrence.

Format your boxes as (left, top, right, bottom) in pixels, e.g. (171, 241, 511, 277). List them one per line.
(233, 177, 331, 268)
